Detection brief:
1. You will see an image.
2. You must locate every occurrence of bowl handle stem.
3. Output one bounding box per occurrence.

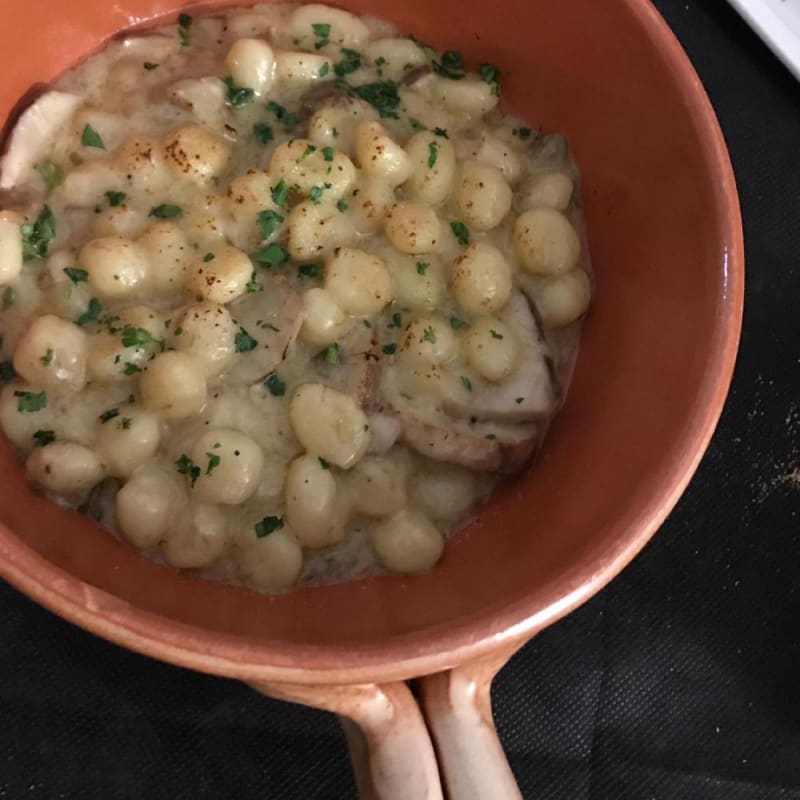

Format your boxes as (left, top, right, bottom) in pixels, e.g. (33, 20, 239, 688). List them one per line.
(248, 679, 443, 799)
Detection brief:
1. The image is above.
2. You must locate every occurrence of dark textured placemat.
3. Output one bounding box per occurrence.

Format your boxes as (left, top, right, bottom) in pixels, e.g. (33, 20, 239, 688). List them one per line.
(2, 1, 799, 797)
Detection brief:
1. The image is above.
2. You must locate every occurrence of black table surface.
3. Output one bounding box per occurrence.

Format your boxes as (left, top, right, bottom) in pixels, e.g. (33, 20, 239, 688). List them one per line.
(3, 1, 800, 798)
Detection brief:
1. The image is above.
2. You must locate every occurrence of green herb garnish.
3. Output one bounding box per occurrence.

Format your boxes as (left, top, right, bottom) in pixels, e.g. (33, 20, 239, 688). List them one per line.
(143, 62, 159, 71)
(81, 124, 105, 149)
(76, 298, 103, 326)
(175, 454, 200, 486)
(422, 326, 437, 344)
(105, 190, 127, 207)
(34, 160, 62, 189)
(223, 76, 255, 108)
(433, 127, 449, 138)
(120, 326, 154, 348)
(321, 146, 335, 162)
(433, 50, 465, 80)
(99, 408, 120, 424)
(427, 141, 438, 168)
(271, 178, 288, 208)
(123, 362, 142, 375)
(15, 391, 46, 413)
(325, 342, 340, 365)
(2, 287, 16, 308)
(205, 452, 221, 475)
(312, 22, 331, 48)
(318, 457, 330, 469)
(255, 515, 283, 537)
(253, 122, 274, 144)
(450, 316, 468, 330)
(267, 101, 297, 129)
(246, 272, 263, 293)
(450, 220, 470, 246)
(257, 209, 284, 240)
(460, 375, 472, 392)
(382, 343, 396, 355)
(264, 372, 286, 396)
(319, 62, 330, 77)
(21, 205, 56, 261)
(40, 348, 54, 367)
(389, 312, 402, 329)
(149, 204, 183, 219)
(334, 48, 362, 77)
(63, 267, 88, 284)
(336, 198, 348, 212)
(479, 62, 501, 96)
(178, 13, 192, 46)
(298, 263, 320, 278)
(32, 429, 55, 447)
(235, 327, 258, 352)
(489, 329, 504, 339)
(251, 243, 289, 267)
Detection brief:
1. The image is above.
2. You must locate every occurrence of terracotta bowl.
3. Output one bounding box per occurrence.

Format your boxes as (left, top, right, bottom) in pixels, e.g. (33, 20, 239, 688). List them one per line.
(0, 0, 742, 796)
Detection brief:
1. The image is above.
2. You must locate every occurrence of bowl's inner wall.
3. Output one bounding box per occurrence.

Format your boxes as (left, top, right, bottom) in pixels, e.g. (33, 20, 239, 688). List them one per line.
(0, 0, 736, 654)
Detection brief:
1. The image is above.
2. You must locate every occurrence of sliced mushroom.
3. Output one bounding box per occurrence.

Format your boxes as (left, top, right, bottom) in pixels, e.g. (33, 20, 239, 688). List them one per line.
(0, 91, 82, 189)
(167, 77, 227, 130)
(443, 292, 558, 424)
(401, 64, 433, 87)
(80, 477, 121, 527)
(229, 276, 305, 383)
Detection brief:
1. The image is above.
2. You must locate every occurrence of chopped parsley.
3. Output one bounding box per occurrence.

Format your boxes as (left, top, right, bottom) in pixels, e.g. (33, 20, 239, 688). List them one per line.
(235, 327, 258, 353)
(120, 326, 155, 348)
(257, 209, 284, 240)
(309, 185, 324, 204)
(325, 342, 340, 365)
(461, 375, 473, 392)
(246, 273, 263, 293)
(298, 263, 320, 278)
(21, 205, 56, 261)
(203, 252, 215, 262)
(264, 372, 286, 396)
(450, 316, 468, 330)
(99, 408, 120, 424)
(312, 22, 331, 49)
(123, 362, 142, 375)
(336, 198, 348, 212)
(0, 361, 15, 383)
(335, 48, 362, 76)
(433, 127, 449, 138)
(318, 457, 330, 470)
(433, 50, 465, 80)
(120, 418, 132, 430)
(351, 80, 401, 119)
(223, 76, 255, 108)
(271, 178, 289, 208)
(422, 325, 437, 344)
(149, 204, 183, 219)
(143, 62, 159, 71)
(255, 515, 283, 537)
(205, 452, 221, 475)
(81, 124, 105, 149)
(250, 243, 289, 267)
(319, 62, 330, 77)
(389, 312, 402, 329)
(177, 13, 192, 47)
(267, 101, 297, 129)
(382, 343, 396, 355)
(105, 190, 127, 207)
(76, 298, 103, 326)
(64, 267, 88, 284)
(450, 220, 470, 246)
(374, 56, 387, 76)
(409, 118, 426, 131)
(175, 454, 200, 486)
(32, 429, 55, 447)
(427, 141, 438, 168)
(321, 146, 335, 162)
(34, 160, 62, 189)
(416, 261, 429, 275)
(298, 143, 317, 162)
(490, 329, 504, 340)
(40, 348, 54, 367)
(514, 126, 533, 140)
(2, 287, 16, 308)
(253, 122, 274, 144)
(479, 62, 501, 96)
(15, 391, 46, 413)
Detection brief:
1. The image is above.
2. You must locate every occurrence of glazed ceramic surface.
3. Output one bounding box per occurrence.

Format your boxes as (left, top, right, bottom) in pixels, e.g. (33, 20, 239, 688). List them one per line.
(0, 0, 743, 685)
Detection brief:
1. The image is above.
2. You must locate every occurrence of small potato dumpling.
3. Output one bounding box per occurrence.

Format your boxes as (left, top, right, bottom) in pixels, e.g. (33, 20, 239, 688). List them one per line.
(365, 38, 428, 82)
(531, 268, 592, 328)
(86, 319, 160, 383)
(90, 205, 148, 240)
(518, 172, 574, 212)
(429, 76, 499, 116)
(232, 524, 303, 592)
(372, 509, 444, 574)
(164, 125, 231, 185)
(184, 192, 230, 245)
(190, 428, 264, 505)
(225, 38, 276, 95)
(404, 132, 457, 207)
(59, 162, 121, 208)
(0, 215, 23, 285)
(453, 160, 512, 232)
(308, 99, 377, 157)
(286, 199, 349, 261)
(514, 207, 581, 276)
(285, 453, 343, 548)
(449, 242, 513, 315)
(289, 383, 369, 469)
(13, 315, 88, 392)
(268, 139, 356, 201)
(348, 454, 408, 517)
(162, 502, 229, 569)
(354, 120, 411, 186)
(348, 176, 394, 235)
(399, 315, 458, 366)
(463, 317, 518, 382)
(388, 254, 446, 312)
(226, 170, 283, 227)
(286, 4, 369, 50)
(0, 384, 54, 448)
(172, 302, 237, 375)
(26, 442, 105, 495)
(188, 245, 252, 304)
(383, 202, 440, 254)
(96, 409, 161, 477)
(79, 236, 150, 300)
(463, 133, 524, 185)
(409, 465, 477, 523)
(117, 464, 184, 549)
(114, 136, 172, 194)
(274, 51, 333, 85)
(140, 351, 207, 419)
(324, 247, 392, 315)
(136, 222, 192, 295)
(300, 288, 352, 346)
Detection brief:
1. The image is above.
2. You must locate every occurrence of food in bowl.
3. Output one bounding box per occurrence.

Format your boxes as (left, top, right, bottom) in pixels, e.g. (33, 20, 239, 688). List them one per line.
(0, 2, 591, 592)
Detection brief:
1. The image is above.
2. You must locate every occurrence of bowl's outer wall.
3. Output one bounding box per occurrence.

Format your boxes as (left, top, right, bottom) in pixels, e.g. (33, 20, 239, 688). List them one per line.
(0, 0, 742, 682)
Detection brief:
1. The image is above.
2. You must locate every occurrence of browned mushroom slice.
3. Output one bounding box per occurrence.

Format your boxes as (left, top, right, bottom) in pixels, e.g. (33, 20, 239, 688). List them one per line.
(229, 276, 305, 383)
(468, 419, 542, 474)
(443, 292, 558, 424)
(401, 64, 433, 87)
(0, 91, 82, 189)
